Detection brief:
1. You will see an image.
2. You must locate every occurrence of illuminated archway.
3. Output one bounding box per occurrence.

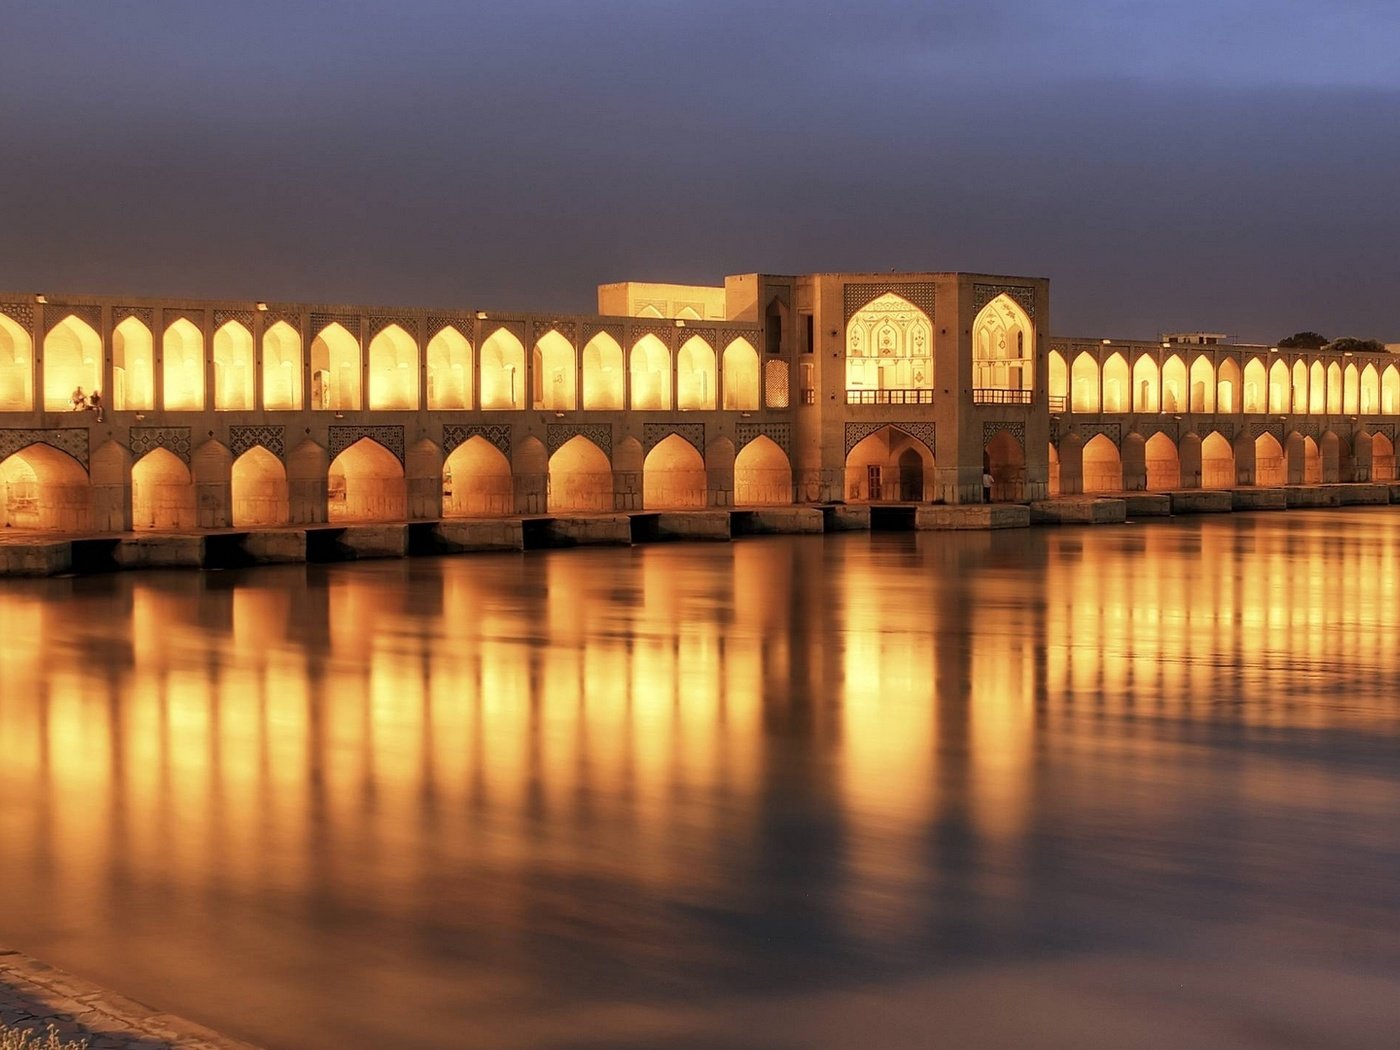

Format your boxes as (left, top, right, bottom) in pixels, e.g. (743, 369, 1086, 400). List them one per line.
(1202, 432, 1235, 488)
(734, 436, 792, 505)
(630, 335, 671, 411)
(442, 436, 512, 517)
(1071, 352, 1099, 412)
(1217, 358, 1241, 413)
(263, 321, 302, 410)
(1326, 362, 1342, 414)
(1145, 433, 1179, 490)
(426, 326, 472, 410)
(231, 446, 289, 526)
(985, 430, 1026, 501)
(1309, 361, 1325, 415)
(1081, 434, 1122, 493)
(532, 330, 576, 411)
(1189, 356, 1214, 412)
(1384, 365, 1400, 414)
(132, 447, 195, 530)
(845, 292, 933, 399)
(1303, 436, 1322, 483)
(1102, 353, 1128, 412)
(0, 312, 33, 411)
(581, 332, 624, 410)
(1048, 443, 1061, 495)
(1268, 358, 1290, 413)
(676, 336, 716, 410)
(367, 324, 419, 410)
(721, 338, 760, 410)
(328, 438, 405, 522)
(643, 433, 706, 508)
(213, 320, 255, 410)
(1254, 433, 1285, 487)
(1343, 363, 1360, 415)
(844, 426, 933, 502)
(1048, 351, 1067, 407)
(43, 315, 101, 411)
(972, 293, 1033, 394)
(112, 316, 154, 411)
(1371, 434, 1396, 481)
(1242, 358, 1266, 413)
(1161, 355, 1186, 413)
(1291, 360, 1308, 413)
(310, 322, 361, 410)
(163, 317, 205, 410)
(1361, 364, 1379, 415)
(479, 328, 526, 410)
(1321, 431, 1349, 483)
(1132, 355, 1159, 413)
(0, 444, 90, 531)
(549, 435, 613, 512)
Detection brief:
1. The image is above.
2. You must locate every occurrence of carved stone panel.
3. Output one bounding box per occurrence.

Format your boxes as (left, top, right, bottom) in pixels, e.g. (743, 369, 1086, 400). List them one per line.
(643, 422, 704, 455)
(130, 426, 192, 464)
(843, 421, 936, 456)
(229, 424, 286, 460)
(443, 423, 511, 458)
(972, 283, 1036, 319)
(328, 424, 404, 464)
(843, 282, 935, 322)
(547, 423, 611, 457)
(735, 421, 791, 457)
(0, 428, 90, 470)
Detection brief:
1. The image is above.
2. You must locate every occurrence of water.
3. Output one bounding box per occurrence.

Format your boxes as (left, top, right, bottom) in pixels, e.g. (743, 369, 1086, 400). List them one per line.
(2, 512, 1399, 1049)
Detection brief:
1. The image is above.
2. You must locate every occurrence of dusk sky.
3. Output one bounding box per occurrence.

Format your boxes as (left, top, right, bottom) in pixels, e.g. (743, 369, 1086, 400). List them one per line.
(2, 0, 1397, 341)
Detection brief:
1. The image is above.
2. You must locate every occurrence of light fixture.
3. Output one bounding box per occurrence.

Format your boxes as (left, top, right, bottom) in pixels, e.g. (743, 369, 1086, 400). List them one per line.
(1102, 339, 1111, 345)
(34, 294, 46, 304)
(674, 319, 686, 328)
(1269, 346, 1279, 353)
(256, 302, 269, 311)
(475, 311, 488, 320)
(334, 412, 345, 419)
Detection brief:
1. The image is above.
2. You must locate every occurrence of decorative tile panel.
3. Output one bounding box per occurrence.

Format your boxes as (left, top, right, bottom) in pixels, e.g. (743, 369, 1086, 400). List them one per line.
(547, 423, 611, 457)
(43, 304, 101, 334)
(1138, 421, 1179, 441)
(1208, 422, 1236, 441)
(982, 421, 1026, 445)
(443, 423, 511, 458)
(0, 428, 90, 470)
(1250, 421, 1285, 442)
(229, 424, 286, 460)
(533, 320, 578, 345)
(972, 283, 1036, 319)
(626, 323, 676, 347)
(329, 424, 404, 464)
(263, 310, 300, 334)
(0, 303, 34, 329)
(427, 315, 471, 341)
(130, 426, 192, 464)
(843, 421, 936, 456)
(582, 323, 624, 346)
(111, 306, 153, 329)
(310, 313, 361, 340)
(843, 282, 935, 322)
(160, 308, 203, 329)
(1367, 422, 1395, 441)
(367, 315, 420, 340)
(213, 309, 255, 331)
(1075, 422, 1121, 445)
(736, 421, 791, 457)
(643, 422, 704, 455)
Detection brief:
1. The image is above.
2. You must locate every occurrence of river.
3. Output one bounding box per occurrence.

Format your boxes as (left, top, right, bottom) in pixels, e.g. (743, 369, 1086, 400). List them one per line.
(2, 511, 1399, 1049)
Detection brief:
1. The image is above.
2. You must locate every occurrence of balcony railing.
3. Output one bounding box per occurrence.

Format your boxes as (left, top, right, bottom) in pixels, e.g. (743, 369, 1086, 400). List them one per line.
(801, 389, 817, 405)
(972, 388, 1034, 405)
(1048, 395, 1067, 413)
(846, 389, 933, 405)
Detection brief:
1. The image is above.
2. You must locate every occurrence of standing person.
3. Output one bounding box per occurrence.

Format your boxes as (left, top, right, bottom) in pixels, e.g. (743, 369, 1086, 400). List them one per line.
(89, 389, 104, 422)
(982, 469, 994, 504)
(71, 386, 86, 411)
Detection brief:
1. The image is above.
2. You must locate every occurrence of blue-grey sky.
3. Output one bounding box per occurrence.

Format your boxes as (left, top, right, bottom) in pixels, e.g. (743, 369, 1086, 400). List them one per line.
(2, 0, 1397, 341)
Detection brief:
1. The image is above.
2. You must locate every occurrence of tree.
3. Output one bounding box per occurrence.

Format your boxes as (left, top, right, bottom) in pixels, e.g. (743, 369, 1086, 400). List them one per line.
(1278, 331, 1328, 349)
(1327, 337, 1385, 353)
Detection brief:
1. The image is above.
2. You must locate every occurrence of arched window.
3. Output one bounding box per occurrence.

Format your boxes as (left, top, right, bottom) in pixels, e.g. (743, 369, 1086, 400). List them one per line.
(971, 293, 1033, 400)
(44, 316, 102, 412)
(0, 312, 33, 411)
(310, 322, 361, 410)
(1071, 352, 1099, 412)
(263, 321, 303, 410)
(845, 292, 933, 403)
(581, 332, 624, 410)
(367, 324, 420, 410)
(426, 326, 472, 410)
(213, 321, 255, 410)
(532, 330, 576, 411)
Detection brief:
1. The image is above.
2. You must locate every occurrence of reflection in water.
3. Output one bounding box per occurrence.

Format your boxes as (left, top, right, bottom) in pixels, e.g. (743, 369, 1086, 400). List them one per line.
(2, 512, 1400, 1049)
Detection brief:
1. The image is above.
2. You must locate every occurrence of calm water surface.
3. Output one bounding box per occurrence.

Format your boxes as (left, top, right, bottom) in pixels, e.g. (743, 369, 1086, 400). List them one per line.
(2, 512, 1400, 1049)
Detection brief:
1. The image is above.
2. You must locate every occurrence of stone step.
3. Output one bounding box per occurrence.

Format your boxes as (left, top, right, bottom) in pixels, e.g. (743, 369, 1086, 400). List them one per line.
(1029, 497, 1128, 525)
(1168, 490, 1234, 514)
(915, 504, 1030, 530)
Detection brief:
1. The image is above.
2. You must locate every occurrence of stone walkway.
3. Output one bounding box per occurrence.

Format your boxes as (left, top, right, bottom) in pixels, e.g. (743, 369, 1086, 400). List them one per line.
(0, 949, 261, 1050)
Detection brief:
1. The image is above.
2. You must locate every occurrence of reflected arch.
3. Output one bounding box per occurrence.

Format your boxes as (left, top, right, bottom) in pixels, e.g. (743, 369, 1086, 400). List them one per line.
(0, 312, 33, 411)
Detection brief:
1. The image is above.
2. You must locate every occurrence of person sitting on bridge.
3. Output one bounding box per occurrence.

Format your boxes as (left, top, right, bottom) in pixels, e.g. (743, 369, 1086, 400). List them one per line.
(89, 389, 104, 422)
(71, 386, 87, 411)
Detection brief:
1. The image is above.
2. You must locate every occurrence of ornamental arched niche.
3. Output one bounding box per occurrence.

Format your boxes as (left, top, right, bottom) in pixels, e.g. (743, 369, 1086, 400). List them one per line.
(845, 292, 933, 398)
(972, 293, 1034, 394)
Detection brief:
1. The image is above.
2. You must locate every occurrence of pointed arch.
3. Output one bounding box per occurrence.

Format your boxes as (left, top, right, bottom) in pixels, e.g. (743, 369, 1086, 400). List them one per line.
(1303, 435, 1322, 483)
(1326, 361, 1343, 414)
(479, 328, 526, 410)
(1384, 365, 1400, 415)
(1132, 355, 1160, 413)
(1189, 355, 1214, 413)
(1268, 358, 1290, 413)
(231, 446, 289, 526)
(426, 326, 473, 410)
(676, 335, 717, 410)
(734, 435, 792, 505)
(310, 322, 361, 410)
(1361, 363, 1379, 415)
(367, 324, 420, 410)
(1343, 362, 1360, 415)
(1202, 432, 1235, 488)
(985, 430, 1026, 501)
(1242, 357, 1266, 413)
(1071, 352, 1100, 412)
(643, 432, 706, 508)
(721, 338, 760, 410)
(844, 426, 935, 503)
(442, 436, 512, 517)
(262, 321, 302, 410)
(1217, 358, 1241, 413)
(43, 315, 102, 411)
(1371, 433, 1395, 481)
(1102, 353, 1129, 412)
(328, 437, 405, 522)
(549, 435, 613, 512)
(1082, 434, 1122, 493)
(0, 444, 90, 531)
(1048, 350, 1067, 407)
(845, 292, 933, 398)
(1048, 442, 1061, 495)
(0, 312, 33, 411)
(1254, 433, 1285, 486)
(213, 320, 255, 410)
(111, 316, 154, 411)
(972, 293, 1034, 394)
(630, 334, 671, 411)
(1309, 361, 1326, 415)
(1145, 432, 1179, 490)
(1161, 354, 1186, 413)
(162, 317, 205, 410)
(1291, 359, 1309, 413)
(132, 447, 195, 530)
(532, 330, 576, 411)
(580, 332, 625, 410)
